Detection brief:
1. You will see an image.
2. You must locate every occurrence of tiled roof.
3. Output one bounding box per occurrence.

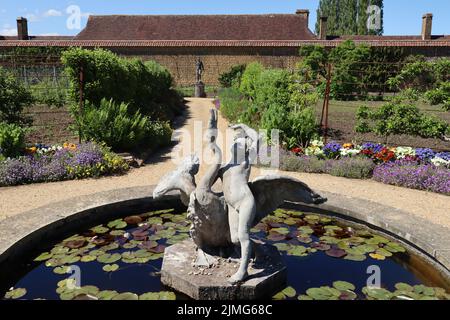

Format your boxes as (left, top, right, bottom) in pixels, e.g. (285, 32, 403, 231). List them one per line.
(74, 14, 316, 40)
(0, 35, 74, 40)
(0, 39, 449, 48)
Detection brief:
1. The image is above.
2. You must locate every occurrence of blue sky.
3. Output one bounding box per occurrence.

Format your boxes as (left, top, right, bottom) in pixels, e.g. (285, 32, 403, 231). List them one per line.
(1, 0, 449, 36)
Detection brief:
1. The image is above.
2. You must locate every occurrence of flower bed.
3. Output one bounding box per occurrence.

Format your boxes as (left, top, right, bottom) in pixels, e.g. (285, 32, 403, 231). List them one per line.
(282, 140, 450, 195)
(0, 142, 129, 187)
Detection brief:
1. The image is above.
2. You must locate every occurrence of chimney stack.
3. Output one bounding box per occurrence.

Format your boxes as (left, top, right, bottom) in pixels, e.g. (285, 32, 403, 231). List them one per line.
(319, 16, 328, 40)
(421, 13, 433, 40)
(296, 9, 310, 24)
(16, 17, 28, 40)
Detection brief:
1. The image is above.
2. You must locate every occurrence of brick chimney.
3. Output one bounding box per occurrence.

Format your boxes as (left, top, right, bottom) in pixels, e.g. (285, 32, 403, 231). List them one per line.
(319, 16, 328, 40)
(421, 13, 433, 40)
(296, 9, 310, 24)
(16, 17, 29, 40)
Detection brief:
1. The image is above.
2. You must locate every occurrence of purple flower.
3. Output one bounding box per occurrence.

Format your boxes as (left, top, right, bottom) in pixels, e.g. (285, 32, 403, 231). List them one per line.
(361, 142, 384, 154)
(415, 148, 435, 162)
(323, 141, 342, 158)
(435, 152, 450, 162)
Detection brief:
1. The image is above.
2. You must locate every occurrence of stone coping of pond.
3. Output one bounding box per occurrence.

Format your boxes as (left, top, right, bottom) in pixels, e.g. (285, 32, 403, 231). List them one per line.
(0, 185, 449, 277)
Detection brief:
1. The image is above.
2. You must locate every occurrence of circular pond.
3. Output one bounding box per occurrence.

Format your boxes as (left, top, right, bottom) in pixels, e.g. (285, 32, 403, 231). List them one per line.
(2, 207, 450, 300)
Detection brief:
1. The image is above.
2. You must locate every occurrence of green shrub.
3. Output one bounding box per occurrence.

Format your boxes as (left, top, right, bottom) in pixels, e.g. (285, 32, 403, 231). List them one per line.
(327, 157, 375, 179)
(73, 98, 172, 152)
(425, 82, 450, 111)
(239, 62, 264, 98)
(254, 69, 291, 108)
(218, 88, 249, 122)
(62, 48, 182, 120)
(0, 122, 27, 157)
(218, 64, 246, 88)
(0, 67, 34, 125)
(355, 101, 449, 139)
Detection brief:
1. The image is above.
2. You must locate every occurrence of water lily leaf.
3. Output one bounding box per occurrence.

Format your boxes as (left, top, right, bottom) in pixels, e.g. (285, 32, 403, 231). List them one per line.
(363, 287, 392, 300)
(159, 291, 176, 300)
(124, 215, 143, 225)
(270, 227, 290, 235)
(325, 247, 347, 258)
(287, 246, 307, 256)
(91, 226, 109, 234)
(384, 242, 406, 253)
(273, 243, 290, 251)
(64, 239, 86, 249)
(272, 292, 286, 300)
(320, 217, 332, 224)
(333, 281, 355, 291)
(91, 234, 115, 246)
(298, 226, 314, 234)
(80, 255, 96, 262)
(306, 287, 336, 300)
(103, 264, 119, 272)
(140, 240, 158, 250)
(107, 219, 127, 229)
(122, 243, 137, 249)
(97, 290, 119, 300)
(112, 292, 138, 300)
(101, 243, 120, 252)
(97, 253, 121, 264)
(284, 218, 299, 226)
(53, 266, 71, 274)
(375, 248, 393, 257)
(147, 217, 163, 225)
(394, 283, 413, 292)
(79, 285, 100, 296)
(282, 286, 296, 298)
(60, 255, 81, 264)
(298, 294, 313, 300)
(369, 253, 386, 260)
(339, 290, 357, 300)
(51, 246, 70, 254)
(266, 233, 286, 241)
(297, 236, 312, 244)
(319, 236, 339, 244)
(356, 244, 378, 253)
(139, 292, 160, 300)
(60, 291, 77, 300)
(109, 230, 126, 236)
(4, 288, 27, 299)
(310, 242, 331, 251)
(34, 252, 53, 261)
(148, 244, 166, 254)
(89, 249, 105, 256)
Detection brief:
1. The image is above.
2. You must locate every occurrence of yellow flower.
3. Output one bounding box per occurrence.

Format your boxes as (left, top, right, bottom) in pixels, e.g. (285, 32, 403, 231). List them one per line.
(343, 143, 353, 149)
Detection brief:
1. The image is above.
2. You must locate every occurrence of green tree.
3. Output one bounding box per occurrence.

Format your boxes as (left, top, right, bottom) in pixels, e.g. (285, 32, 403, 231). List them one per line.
(315, 0, 383, 36)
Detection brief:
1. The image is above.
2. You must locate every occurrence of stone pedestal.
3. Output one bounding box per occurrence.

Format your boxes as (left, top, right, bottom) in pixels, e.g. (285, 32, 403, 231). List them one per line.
(161, 239, 287, 300)
(194, 82, 206, 98)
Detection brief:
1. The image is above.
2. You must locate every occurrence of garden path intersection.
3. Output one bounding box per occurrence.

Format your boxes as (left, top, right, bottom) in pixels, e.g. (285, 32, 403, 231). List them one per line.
(0, 98, 449, 230)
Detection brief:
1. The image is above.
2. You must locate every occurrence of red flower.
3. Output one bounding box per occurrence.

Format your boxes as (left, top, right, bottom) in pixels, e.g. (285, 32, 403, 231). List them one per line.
(291, 147, 303, 154)
(374, 148, 395, 163)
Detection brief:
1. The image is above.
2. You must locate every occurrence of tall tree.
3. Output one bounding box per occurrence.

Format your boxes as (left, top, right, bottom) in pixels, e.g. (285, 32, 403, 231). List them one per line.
(315, 0, 383, 36)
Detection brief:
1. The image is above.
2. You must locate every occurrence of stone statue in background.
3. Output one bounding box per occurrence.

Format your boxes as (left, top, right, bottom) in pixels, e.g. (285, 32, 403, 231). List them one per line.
(153, 109, 327, 284)
(195, 57, 204, 83)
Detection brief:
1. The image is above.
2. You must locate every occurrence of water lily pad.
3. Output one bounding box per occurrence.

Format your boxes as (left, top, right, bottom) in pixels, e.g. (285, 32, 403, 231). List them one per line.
(53, 266, 70, 274)
(363, 287, 392, 300)
(325, 247, 347, 258)
(97, 290, 119, 300)
(112, 292, 138, 300)
(97, 253, 121, 264)
(91, 234, 115, 246)
(107, 219, 127, 229)
(91, 226, 109, 234)
(147, 217, 163, 225)
(124, 215, 143, 225)
(306, 287, 339, 300)
(319, 236, 339, 244)
(270, 227, 290, 235)
(375, 248, 393, 257)
(267, 233, 286, 241)
(298, 294, 313, 300)
(4, 288, 27, 299)
(109, 230, 126, 236)
(287, 246, 307, 256)
(89, 249, 105, 256)
(369, 253, 386, 260)
(384, 242, 406, 253)
(139, 292, 160, 300)
(64, 239, 86, 249)
(140, 240, 158, 250)
(34, 252, 53, 261)
(159, 291, 177, 300)
(298, 226, 314, 234)
(310, 242, 331, 251)
(339, 290, 357, 300)
(80, 255, 96, 262)
(273, 243, 290, 251)
(333, 281, 355, 291)
(297, 236, 312, 244)
(344, 254, 366, 262)
(103, 264, 119, 272)
(282, 286, 296, 298)
(122, 243, 137, 249)
(272, 292, 286, 300)
(148, 244, 166, 253)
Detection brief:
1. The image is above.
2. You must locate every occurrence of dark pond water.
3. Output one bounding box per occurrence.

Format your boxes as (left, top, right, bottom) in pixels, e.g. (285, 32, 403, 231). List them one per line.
(3, 208, 450, 300)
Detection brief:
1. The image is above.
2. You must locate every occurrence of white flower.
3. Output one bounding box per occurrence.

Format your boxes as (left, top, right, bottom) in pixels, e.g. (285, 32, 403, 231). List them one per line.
(340, 148, 360, 157)
(394, 146, 415, 159)
(431, 157, 450, 168)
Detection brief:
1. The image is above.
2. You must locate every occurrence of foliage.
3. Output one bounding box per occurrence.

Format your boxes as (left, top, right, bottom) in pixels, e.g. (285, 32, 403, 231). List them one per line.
(0, 122, 27, 158)
(217, 88, 249, 123)
(61, 48, 183, 120)
(0, 67, 34, 125)
(72, 98, 172, 152)
(424, 81, 450, 111)
(218, 64, 246, 88)
(355, 101, 449, 139)
(239, 62, 264, 99)
(0, 142, 128, 186)
(298, 46, 328, 81)
(29, 78, 69, 108)
(315, 0, 383, 36)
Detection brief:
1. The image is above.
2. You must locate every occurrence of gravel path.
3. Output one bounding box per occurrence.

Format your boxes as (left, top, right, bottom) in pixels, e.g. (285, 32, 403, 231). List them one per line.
(1, 98, 449, 228)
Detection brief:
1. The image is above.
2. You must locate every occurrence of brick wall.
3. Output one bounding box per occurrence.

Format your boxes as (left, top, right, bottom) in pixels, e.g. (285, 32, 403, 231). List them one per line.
(106, 46, 301, 86)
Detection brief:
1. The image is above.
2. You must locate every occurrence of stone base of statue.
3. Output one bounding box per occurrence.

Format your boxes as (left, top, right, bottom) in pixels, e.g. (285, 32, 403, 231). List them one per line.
(194, 81, 206, 98)
(160, 239, 287, 300)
